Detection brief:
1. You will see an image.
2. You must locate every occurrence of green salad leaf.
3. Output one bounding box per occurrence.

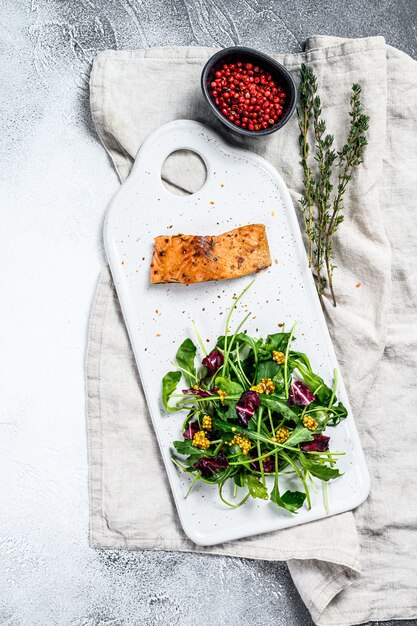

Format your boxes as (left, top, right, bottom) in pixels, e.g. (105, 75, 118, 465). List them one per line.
(215, 376, 243, 396)
(256, 360, 280, 382)
(162, 371, 181, 412)
(176, 338, 197, 387)
(173, 440, 204, 456)
(245, 474, 268, 500)
(260, 395, 299, 421)
(285, 424, 315, 446)
(299, 453, 342, 481)
(259, 332, 291, 360)
(271, 483, 307, 512)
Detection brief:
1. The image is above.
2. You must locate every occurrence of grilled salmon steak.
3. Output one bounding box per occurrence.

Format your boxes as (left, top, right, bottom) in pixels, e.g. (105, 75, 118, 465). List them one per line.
(150, 224, 271, 285)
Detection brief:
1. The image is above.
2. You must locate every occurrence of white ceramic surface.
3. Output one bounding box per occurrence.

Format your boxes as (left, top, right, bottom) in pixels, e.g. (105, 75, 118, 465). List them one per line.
(104, 119, 370, 546)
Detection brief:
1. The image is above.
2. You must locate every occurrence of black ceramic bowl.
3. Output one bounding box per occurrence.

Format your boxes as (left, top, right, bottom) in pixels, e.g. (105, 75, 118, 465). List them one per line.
(201, 46, 297, 137)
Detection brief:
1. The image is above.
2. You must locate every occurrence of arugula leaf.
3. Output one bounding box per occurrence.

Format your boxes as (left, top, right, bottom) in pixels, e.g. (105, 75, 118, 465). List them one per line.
(217, 333, 262, 353)
(233, 472, 246, 488)
(215, 401, 238, 422)
(289, 350, 311, 370)
(272, 488, 307, 512)
(257, 360, 280, 382)
(281, 490, 307, 510)
(247, 416, 270, 437)
(260, 395, 299, 421)
(176, 339, 197, 387)
(290, 355, 333, 404)
(245, 474, 268, 500)
(259, 332, 291, 360)
(272, 367, 286, 393)
(270, 472, 306, 512)
(184, 454, 205, 467)
(299, 453, 342, 481)
(285, 423, 314, 446)
(215, 376, 243, 396)
(329, 401, 348, 425)
(162, 371, 181, 412)
(173, 440, 205, 455)
(212, 416, 239, 433)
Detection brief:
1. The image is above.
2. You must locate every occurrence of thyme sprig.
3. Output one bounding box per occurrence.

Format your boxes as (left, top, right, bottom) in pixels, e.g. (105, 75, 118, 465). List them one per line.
(297, 64, 316, 266)
(297, 66, 369, 306)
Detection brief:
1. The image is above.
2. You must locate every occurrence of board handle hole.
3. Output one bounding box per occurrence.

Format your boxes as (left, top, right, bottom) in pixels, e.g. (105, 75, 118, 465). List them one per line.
(161, 150, 207, 196)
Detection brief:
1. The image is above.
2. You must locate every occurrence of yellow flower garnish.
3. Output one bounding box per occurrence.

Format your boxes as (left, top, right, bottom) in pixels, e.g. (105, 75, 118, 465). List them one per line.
(202, 415, 213, 431)
(192, 430, 211, 450)
(217, 389, 227, 404)
(251, 378, 275, 395)
(272, 351, 285, 365)
(229, 434, 252, 455)
(272, 426, 290, 444)
(303, 415, 318, 431)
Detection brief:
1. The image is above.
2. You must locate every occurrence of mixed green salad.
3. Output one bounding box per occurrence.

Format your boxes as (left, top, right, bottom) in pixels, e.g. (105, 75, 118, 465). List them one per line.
(162, 283, 347, 513)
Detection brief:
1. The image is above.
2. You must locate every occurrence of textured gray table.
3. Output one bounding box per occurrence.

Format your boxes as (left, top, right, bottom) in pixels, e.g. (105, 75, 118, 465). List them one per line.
(1, 2, 416, 625)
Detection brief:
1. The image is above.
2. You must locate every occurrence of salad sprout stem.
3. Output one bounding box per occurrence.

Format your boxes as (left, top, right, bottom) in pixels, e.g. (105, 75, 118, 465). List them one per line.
(213, 441, 224, 455)
(323, 481, 330, 514)
(172, 362, 199, 382)
(307, 471, 318, 493)
(235, 343, 251, 387)
(328, 368, 338, 408)
(267, 407, 275, 437)
(284, 323, 298, 398)
(219, 482, 251, 508)
(229, 448, 277, 466)
(280, 451, 311, 509)
(171, 457, 188, 472)
(223, 281, 254, 366)
(257, 406, 266, 487)
(222, 311, 252, 376)
(192, 320, 207, 356)
(228, 356, 248, 387)
(184, 472, 200, 498)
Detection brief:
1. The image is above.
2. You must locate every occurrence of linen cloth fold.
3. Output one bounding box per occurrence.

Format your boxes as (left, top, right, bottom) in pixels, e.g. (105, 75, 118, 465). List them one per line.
(86, 36, 417, 625)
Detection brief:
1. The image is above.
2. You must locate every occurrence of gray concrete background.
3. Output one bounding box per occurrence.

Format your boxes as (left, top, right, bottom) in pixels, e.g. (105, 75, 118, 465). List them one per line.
(1, 1, 416, 625)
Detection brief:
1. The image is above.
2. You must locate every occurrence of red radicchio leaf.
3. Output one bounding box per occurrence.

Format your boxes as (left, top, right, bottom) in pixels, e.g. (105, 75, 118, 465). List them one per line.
(236, 390, 261, 428)
(182, 386, 218, 398)
(193, 453, 229, 477)
(300, 434, 330, 452)
(202, 349, 224, 375)
(288, 379, 316, 406)
(183, 421, 200, 440)
(250, 452, 276, 473)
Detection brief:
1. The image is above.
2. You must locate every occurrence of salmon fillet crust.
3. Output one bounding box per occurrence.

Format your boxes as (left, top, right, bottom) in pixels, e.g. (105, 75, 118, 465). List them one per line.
(150, 224, 271, 285)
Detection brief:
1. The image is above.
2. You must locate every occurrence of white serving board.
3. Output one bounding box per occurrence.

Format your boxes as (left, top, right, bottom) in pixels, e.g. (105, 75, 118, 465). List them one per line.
(104, 119, 370, 546)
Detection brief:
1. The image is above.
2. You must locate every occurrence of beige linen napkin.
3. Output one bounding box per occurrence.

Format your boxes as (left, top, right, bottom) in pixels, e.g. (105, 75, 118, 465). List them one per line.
(86, 37, 417, 625)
